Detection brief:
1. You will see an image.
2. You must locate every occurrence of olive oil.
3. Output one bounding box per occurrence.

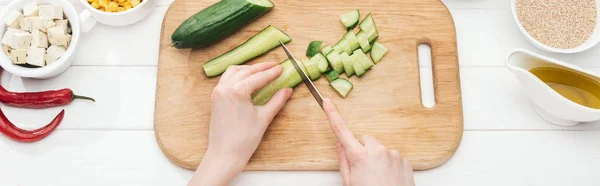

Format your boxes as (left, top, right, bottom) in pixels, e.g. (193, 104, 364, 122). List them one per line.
(530, 67, 600, 109)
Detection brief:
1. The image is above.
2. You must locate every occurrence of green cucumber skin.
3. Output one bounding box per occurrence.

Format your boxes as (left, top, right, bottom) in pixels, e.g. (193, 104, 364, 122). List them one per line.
(172, 0, 273, 49)
(251, 60, 301, 105)
(306, 40, 322, 57)
(340, 10, 360, 30)
(203, 25, 292, 77)
(324, 69, 339, 82)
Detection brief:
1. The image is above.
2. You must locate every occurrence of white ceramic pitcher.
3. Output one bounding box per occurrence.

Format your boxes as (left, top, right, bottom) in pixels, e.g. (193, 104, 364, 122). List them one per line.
(506, 49, 600, 126)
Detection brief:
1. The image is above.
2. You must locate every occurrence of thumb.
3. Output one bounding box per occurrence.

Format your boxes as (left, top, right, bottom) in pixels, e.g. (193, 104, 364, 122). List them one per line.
(259, 88, 293, 121)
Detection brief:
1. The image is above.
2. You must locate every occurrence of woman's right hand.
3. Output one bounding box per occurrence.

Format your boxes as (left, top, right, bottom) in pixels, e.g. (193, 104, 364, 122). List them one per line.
(323, 98, 416, 186)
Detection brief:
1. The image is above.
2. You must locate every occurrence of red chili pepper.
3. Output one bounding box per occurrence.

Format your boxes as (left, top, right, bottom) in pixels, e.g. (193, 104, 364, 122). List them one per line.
(0, 86, 95, 109)
(0, 108, 65, 143)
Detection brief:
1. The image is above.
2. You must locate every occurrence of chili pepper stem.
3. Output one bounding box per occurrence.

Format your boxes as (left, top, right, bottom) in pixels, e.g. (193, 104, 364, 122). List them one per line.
(72, 94, 95, 102)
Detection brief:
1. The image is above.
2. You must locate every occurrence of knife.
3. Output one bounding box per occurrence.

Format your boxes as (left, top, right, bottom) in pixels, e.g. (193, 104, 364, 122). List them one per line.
(279, 41, 324, 109)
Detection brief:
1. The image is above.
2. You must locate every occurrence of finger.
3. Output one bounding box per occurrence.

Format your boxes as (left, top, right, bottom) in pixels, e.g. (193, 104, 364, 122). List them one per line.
(336, 141, 351, 186)
(234, 62, 278, 80)
(238, 65, 283, 95)
(323, 98, 362, 150)
(402, 158, 416, 186)
(220, 65, 248, 82)
(359, 135, 381, 148)
(390, 149, 401, 160)
(259, 88, 293, 120)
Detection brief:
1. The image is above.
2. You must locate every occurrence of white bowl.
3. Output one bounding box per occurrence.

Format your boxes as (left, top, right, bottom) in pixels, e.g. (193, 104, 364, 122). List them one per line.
(78, 0, 157, 32)
(0, 0, 80, 79)
(511, 0, 600, 53)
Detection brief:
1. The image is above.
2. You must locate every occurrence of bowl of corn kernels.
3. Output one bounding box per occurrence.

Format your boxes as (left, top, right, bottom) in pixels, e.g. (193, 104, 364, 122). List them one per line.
(78, 0, 157, 32)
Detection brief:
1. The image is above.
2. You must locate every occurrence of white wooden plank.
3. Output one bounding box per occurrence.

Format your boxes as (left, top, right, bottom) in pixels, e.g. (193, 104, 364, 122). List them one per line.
(461, 67, 600, 130)
(0, 66, 156, 130)
(1, 131, 600, 186)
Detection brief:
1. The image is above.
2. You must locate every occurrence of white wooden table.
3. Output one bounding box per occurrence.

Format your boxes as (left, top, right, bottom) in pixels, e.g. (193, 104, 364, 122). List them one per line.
(2, 0, 600, 185)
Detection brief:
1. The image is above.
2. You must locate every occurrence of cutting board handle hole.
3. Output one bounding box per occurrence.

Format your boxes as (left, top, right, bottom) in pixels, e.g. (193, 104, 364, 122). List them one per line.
(418, 44, 435, 108)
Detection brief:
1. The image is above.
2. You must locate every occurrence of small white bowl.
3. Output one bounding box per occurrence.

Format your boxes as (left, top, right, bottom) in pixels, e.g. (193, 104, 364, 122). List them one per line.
(78, 0, 157, 32)
(511, 0, 600, 53)
(0, 0, 80, 79)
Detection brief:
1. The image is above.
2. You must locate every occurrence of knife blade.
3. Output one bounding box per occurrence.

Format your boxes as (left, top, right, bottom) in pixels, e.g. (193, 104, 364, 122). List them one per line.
(279, 41, 324, 109)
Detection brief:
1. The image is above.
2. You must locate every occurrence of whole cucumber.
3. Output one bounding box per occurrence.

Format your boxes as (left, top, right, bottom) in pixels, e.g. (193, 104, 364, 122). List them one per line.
(171, 0, 274, 49)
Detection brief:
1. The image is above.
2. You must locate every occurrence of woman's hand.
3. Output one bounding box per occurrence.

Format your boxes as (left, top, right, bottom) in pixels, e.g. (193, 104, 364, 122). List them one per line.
(323, 98, 416, 186)
(189, 62, 293, 186)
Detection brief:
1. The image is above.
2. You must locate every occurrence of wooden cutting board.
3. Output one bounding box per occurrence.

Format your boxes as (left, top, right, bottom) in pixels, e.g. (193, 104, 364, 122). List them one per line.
(154, 0, 463, 171)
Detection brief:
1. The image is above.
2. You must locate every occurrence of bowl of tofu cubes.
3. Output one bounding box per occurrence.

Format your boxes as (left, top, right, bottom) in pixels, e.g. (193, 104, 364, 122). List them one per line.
(0, 0, 79, 79)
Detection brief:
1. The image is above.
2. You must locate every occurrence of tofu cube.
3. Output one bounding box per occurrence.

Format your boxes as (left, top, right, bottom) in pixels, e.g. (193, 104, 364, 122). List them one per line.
(44, 19, 56, 32)
(27, 47, 46, 66)
(48, 26, 71, 47)
(54, 19, 69, 33)
(3, 45, 11, 55)
(1, 31, 32, 49)
(10, 48, 27, 64)
(19, 16, 44, 32)
(5, 11, 24, 29)
(23, 2, 39, 17)
(45, 45, 66, 65)
(48, 26, 66, 35)
(39, 5, 63, 20)
(31, 30, 48, 48)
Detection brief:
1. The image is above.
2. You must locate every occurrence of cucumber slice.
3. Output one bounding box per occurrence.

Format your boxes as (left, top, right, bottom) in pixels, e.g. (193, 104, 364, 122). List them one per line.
(365, 29, 378, 42)
(330, 78, 353, 98)
(203, 25, 292, 77)
(344, 31, 360, 51)
(353, 60, 366, 77)
(371, 42, 389, 64)
(359, 13, 377, 33)
(335, 38, 353, 55)
(306, 40, 322, 57)
(340, 10, 360, 30)
(302, 59, 321, 80)
(324, 69, 339, 82)
(356, 31, 372, 52)
(340, 52, 354, 77)
(326, 52, 344, 74)
(310, 53, 329, 73)
(321, 45, 333, 55)
(352, 49, 374, 70)
(251, 59, 302, 105)
(332, 44, 343, 54)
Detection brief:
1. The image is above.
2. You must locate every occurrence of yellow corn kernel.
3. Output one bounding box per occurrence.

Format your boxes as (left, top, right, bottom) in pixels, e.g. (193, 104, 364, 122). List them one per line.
(88, 0, 93, 2)
(124, 5, 132, 10)
(91, 2, 100, 8)
(131, 0, 140, 7)
(107, 2, 118, 12)
(117, 0, 126, 4)
(117, 7, 125, 12)
(99, 0, 108, 8)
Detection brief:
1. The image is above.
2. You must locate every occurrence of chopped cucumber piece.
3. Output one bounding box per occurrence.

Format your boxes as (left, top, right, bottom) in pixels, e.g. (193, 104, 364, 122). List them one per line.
(352, 49, 374, 70)
(310, 53, 329, 73)
(365, 29, 378, 42)
(353, 60, 366, 77)
(340, 10, 360, 30)
(321, 45, 333, 55)
(356, 31, 372, 52)
(306, 40, 322, 57)
(203, 25, 292, 77)
(335, 38, 353, 54)
(302, 59, 321, 80)
(340, 52, 354, 77)
(371, 42, 389, 63)
(326, 52, 344, 74)
(251, 60, 302, 105)
(359, 13, 377, 33)
(324, 69, 339, 82)
(330, 78, 353, 98)
(332, 44, 343, 54)
(344, 31, 360, 51)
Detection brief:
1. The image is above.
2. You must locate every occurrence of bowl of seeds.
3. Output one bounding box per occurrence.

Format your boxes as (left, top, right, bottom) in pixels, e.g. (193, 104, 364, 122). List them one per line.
(512, 0, 600, 53)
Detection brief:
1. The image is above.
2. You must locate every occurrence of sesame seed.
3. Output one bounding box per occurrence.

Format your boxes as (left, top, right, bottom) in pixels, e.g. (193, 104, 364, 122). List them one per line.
(517, 0, 597, 49)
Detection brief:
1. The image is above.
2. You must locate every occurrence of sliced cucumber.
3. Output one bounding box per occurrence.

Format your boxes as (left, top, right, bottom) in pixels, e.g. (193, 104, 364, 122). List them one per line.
(340, 52, 354, 77)
(324, 69, 339, 82)
(321, 45, 333, 55)
(353, 60, 366, 77)
(330, 78, 353, 98)
(365, 29, 379, 42)
(352, 49, 374, 70)
(356, 31, 372, 52)
(326, 52, 344, 74)
(302, 59, 322, 80)
(334, 38, 353, 55)
(340, 10, 360, 30)
(310, 53, 329, 73)
(251, 59, 302, 105)
(370, 42, 389, 64)
(359, 14, 379, 42)
(332, 44, 343, 54)
(306, 40, 322, 57)
(344, 31, 360, 51)
(203, 25, 292, 77)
